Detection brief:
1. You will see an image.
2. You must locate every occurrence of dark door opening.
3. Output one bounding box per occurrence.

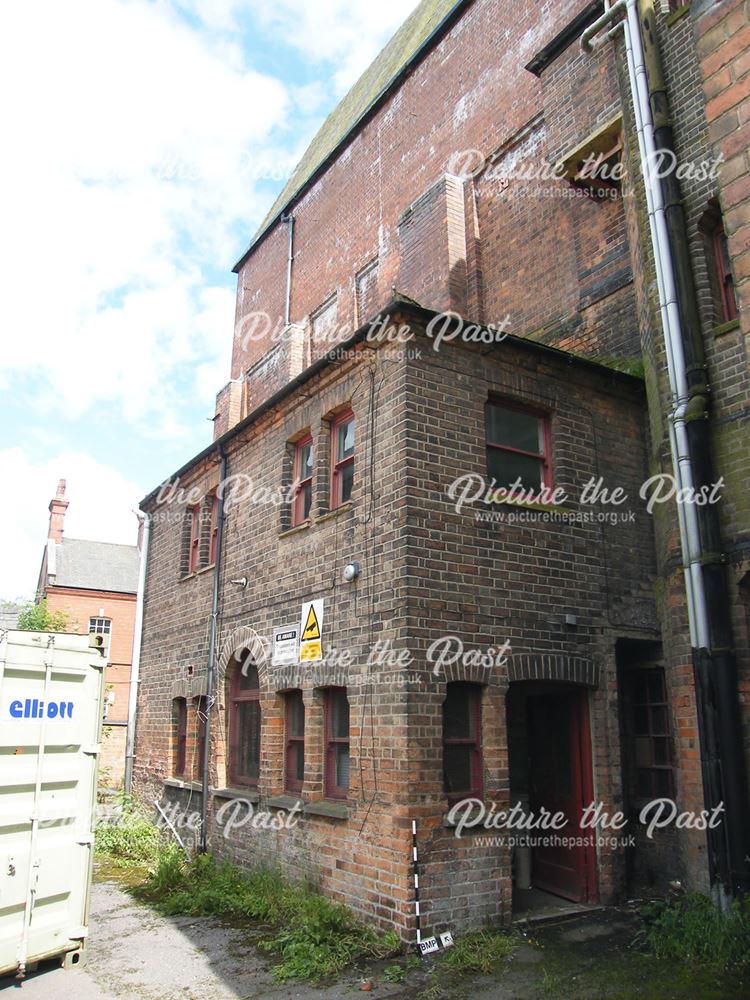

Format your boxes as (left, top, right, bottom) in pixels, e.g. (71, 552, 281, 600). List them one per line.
(507, 682, 597, 906)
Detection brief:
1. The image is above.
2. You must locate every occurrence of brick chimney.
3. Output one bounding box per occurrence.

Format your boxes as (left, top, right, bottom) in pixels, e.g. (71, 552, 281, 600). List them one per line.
(48, 479, 69, 544)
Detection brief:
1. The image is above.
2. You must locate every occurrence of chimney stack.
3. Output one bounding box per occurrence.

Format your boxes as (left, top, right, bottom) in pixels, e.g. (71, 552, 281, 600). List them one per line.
(48, 479, 69, 544)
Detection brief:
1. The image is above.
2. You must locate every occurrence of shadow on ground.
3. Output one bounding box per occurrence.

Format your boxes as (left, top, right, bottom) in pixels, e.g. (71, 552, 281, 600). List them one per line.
(3, 879, 748, 999)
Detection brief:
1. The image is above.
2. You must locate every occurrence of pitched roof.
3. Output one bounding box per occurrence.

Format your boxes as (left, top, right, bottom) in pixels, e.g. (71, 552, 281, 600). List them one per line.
(233, 0, 466, 271)
(51, 538, 140, 594)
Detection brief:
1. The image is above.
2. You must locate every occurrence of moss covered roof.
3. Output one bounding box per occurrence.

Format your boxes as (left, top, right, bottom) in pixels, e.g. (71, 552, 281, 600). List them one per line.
(233, 0, 466, 271)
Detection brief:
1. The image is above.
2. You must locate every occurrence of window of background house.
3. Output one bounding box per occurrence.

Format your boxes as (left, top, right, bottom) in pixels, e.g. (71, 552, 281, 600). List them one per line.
(285, 690, 305, 792)
(293, 436, 314, 525)
(173, 698, 187, 777)
(88, 616, 112, 656)
(324, 688, 349, 798)
(195, 695, 207, 780)
(485, 401, 550, 497)
(331, 411, 355, 508)
(208, 495, 219, 565)
(443, 682, 483, 799)
(188, 504, 201, 573)
(229, 653, 261, 787)
(713, 220, 738, 324)
(624, 667, 674, 799)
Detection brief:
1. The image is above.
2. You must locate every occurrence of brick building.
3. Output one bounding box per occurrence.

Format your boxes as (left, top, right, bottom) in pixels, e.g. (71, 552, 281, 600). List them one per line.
(37, 480, 141, 787)
(133, 0, 750, 936)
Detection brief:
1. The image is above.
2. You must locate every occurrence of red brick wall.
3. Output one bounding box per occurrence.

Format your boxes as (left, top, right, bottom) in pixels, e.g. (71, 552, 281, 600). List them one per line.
(45, 586, 136, 788)
(230, 0, 642, 408)
(135, 317, 661, 935)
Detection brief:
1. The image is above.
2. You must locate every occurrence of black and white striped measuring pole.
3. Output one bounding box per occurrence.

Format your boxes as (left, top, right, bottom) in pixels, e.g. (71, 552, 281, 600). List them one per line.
(412, 821, 439, 955)
(411, 819, 422, 947)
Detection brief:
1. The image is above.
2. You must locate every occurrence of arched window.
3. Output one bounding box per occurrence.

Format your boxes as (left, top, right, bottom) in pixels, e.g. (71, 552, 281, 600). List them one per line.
(700, 201, 738, 325)
(228, 651, 261, 787)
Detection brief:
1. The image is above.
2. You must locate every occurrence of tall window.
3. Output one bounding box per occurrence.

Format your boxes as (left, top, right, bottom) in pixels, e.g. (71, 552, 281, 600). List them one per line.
(88, 617, 112, 656)
(208, 495, 219, 566)
(229, 653, 261, 787)
(324, 688, 350, 798)
(443, 683, 483, 799)
(285, 690, 305, 792)
(624, 668, 674, 799)
(713, 221, 738, 323)
(293, 436, 314, 525)
(195, 696, 207, 780)
(485, 401, 550, 498)
(331, 410, 355, 508)
(188, 504, 201, 573)
(173, 698, 187, 777)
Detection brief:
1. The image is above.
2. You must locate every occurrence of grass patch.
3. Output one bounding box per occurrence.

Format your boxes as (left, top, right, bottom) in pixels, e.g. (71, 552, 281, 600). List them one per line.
(439, 928, 516, 976)
(95, 795, 166, 868)
(134, 849, 400, 982)
(636, 893, 750, 976)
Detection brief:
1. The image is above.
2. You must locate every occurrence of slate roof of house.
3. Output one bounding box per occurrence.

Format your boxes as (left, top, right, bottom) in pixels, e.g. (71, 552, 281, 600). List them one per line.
(233, 0, 466, 271)
(52, 538, 140, 594)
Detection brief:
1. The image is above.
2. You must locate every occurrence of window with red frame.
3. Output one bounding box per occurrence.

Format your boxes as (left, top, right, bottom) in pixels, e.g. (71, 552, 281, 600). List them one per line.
(324, 688, 349, 798)
(284, 690, 305, 792)
(713, 221, 738, 324)
(292, 436, 313, 525)
(195, 696, 207, 780)
(208, 495, 219, 565)
(174, 698, 187, 777)
(331, 411, 355, 508)
(485, 401, 550, 498)
(228, 653, 261, 786)
(443, 683, 483, 799)
(188, 504, 201, 573)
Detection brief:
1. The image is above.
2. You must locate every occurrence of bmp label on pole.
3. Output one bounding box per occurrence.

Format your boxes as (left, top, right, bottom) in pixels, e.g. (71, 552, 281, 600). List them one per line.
(299, 599, 324, 662)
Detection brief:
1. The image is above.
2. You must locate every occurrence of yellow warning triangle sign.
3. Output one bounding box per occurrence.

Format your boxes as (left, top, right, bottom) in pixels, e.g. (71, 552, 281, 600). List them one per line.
(302, 604, 321, 640)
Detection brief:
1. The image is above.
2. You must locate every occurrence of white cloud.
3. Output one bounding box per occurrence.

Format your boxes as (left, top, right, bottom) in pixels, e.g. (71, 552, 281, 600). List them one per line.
(0, 449, 145, 600)
(177, 0, 419, 93)
(0, 0, 290, 440)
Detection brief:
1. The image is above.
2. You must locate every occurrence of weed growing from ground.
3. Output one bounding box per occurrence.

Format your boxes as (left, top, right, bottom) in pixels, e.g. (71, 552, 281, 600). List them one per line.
(636, 893, 750, 975)
(135, 849, 399, 981)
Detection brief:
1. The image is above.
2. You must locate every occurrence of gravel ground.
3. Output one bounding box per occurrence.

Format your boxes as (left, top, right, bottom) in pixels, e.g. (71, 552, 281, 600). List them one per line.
(0, 881, 376, 999)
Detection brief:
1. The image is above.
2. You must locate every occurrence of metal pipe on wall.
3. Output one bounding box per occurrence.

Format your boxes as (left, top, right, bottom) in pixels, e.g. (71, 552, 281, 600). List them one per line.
(124, 511, 150, 796)
(200, 446, 228, 854)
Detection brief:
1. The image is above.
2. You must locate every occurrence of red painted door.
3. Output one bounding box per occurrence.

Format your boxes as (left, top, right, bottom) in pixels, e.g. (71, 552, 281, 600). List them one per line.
(528, 691, 593, 903)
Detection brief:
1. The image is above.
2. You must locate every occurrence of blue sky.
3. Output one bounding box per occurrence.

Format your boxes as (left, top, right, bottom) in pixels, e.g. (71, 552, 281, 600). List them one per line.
(0, 0, 416, 600)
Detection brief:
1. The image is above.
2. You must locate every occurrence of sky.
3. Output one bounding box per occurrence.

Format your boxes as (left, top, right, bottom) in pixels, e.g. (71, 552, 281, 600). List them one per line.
(0, 0, 418, 601)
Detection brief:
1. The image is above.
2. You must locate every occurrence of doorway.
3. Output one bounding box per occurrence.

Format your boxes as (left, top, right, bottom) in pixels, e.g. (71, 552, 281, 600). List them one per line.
(507, 682, 597, 906)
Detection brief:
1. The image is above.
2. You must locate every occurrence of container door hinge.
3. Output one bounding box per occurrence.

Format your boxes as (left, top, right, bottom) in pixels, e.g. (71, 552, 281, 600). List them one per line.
(76, 833, 95, 845)
(81, 744, 101, 756)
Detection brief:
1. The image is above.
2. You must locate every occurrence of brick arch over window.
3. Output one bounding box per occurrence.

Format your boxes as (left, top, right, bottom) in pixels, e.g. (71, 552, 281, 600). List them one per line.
(216, 626, 269, 686)
(507, 654, 600, 688)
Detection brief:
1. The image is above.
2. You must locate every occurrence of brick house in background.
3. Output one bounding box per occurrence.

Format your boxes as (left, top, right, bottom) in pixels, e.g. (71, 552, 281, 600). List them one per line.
(133, 0, 750, 937)
(37, 480, 140, 787)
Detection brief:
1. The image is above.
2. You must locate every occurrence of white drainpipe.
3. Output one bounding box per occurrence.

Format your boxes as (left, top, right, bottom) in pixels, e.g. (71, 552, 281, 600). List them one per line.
(124, 511, 150, 795)
(583, 0, 710, 649)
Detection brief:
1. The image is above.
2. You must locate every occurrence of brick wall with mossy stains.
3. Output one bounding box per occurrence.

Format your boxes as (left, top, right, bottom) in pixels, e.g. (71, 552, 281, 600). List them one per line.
(135, 313, 664, 936)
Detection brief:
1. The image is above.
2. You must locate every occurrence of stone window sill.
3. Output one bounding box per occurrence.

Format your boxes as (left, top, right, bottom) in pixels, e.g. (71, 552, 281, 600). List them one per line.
(314, 503, 354, 525)
(180, 564, 215, 582)
(712, 317, 740, 339)
(279, 521, 311, 539)
(304, 800, 348, 820)
(164, 778, 204, 792)
(212, 786, 260, 803)
(666, 4, 690, 26)
(267, 795, 305, 811)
